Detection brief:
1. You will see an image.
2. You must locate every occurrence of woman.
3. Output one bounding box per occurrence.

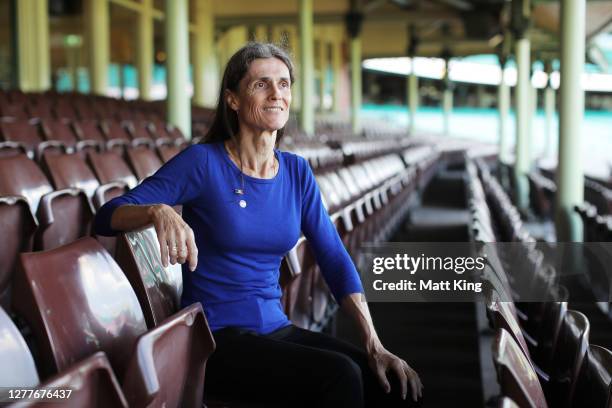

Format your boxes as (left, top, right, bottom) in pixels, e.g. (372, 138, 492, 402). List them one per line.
(95, 42, 422, 407)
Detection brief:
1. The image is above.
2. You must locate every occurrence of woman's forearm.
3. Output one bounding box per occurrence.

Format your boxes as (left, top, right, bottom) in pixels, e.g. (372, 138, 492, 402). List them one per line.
(340, 293, 383, 353)
(110, 204, 160, 232)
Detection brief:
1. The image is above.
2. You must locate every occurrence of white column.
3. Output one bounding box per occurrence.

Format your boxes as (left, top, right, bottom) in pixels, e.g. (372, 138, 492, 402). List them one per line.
(193, 0, 218, 108)
(350, 36, 362, 134)
(544, 84, 555, 158)
(408, 57, 418, 135)
(556, 0, 585, 242)
(318, 38, 328, 111)
(17, 0, 50, 91)
(442, 59, 452, 137)
(514, 37, 531, 210)
(165, 0, 191, 138)
(332, 36, 343, 114)
(137, 0, 153, 100)
(530, 79, 538, 162)
(498, 62, 511, 163)
(34, 0, 50, 90)
(299, 0, 315, 136)
(86, 0, 110, 95)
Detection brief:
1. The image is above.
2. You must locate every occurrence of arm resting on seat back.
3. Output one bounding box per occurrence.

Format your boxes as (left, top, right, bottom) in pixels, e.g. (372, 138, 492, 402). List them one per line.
(94, 145, 207, 269)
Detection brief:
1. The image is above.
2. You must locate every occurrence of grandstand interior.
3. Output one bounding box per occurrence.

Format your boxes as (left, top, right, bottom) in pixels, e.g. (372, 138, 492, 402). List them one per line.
(0, 0, 611, 407)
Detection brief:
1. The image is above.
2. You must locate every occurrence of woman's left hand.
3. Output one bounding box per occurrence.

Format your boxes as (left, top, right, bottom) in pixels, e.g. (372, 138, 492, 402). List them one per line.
(367, 342, 423, 402)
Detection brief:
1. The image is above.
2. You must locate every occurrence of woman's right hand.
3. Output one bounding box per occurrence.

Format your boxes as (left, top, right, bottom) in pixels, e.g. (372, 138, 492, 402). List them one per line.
(148, 204, 198, 271)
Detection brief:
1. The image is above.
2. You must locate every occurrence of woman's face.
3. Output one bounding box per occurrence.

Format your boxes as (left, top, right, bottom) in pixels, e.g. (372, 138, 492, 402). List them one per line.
(227, 57, 292, 134)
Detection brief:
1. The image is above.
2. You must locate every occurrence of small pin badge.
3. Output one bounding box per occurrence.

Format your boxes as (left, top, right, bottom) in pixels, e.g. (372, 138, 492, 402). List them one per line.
(239, 199, 247, 208)
(234, 188, 244, 195)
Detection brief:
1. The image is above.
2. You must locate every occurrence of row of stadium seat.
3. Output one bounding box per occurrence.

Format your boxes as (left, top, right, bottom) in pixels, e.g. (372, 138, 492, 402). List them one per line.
(282, 147, 440, 330)
(0, 117, 185, 160)
(467, 159, 612, 408)
(528, 167, 611, 218)
(0, 90, 216, 125)
(528, 171, 557, 219)
(471, 162, 612, 407)
(0, 145, 178, 309)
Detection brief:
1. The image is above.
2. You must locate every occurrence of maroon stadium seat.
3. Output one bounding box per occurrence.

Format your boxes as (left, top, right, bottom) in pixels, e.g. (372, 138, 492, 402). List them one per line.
(486, 291, 533, 362)
(92, 181, 128, 210)
(571, 344, 612, 408)
(0, 196, 37, 309)
(13, 352, 129, 408)
(41, 119, 79, 151)
(42, 153, 100, 200)
(53, 101, 77, 120)
(122, 303, 215, 407)
(101, 119, 131, 142)
(87, 150, 138, 190)
(0, 103, 27, 119)
(157, 140, 182, 163)
(26, 102, 53, 119)
(0, 154, 53, 213)
(493, 329, 548, 408)
(0, 119, 44, 152)
(13, 238, 146, 375)
(548, 310, 590, 407)
(73, 120, 107, 144)
(126, 144, 163, 181)
(34, 188, 94, 250)
(124, 120, 153, 142)
(0, 141, 29, 158)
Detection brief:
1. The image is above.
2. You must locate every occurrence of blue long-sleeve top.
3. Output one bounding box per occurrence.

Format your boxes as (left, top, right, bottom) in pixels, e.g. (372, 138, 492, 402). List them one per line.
(95, 142, 364, 334)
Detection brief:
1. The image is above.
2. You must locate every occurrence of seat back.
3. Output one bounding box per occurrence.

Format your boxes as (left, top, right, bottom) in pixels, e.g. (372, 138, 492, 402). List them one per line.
(0, 154, 53, 214)
(101, 120, 131, 141)
(53, 101, 77, 119)
(114, 227, 183, 328)
(0, 120, 43, 150)
(125, 120, 153, 141)
(0, 306, 39, 388)
(73, 120, 106, 143)
(43, 153, 100, 199)
(493, 329, 548, 408)
(12, 237, 148, 378)
(17, 352, 129, 407)
(549, 310, 590, 407)
(87, 150, 138, 189)
(486, 291, 532, 362)
(571, 344, 612, 408)
(157, 142, 181, 163)
(41, 119, 78, 148)
(0, 196, 37, 309)
(26, 102, 53, 119)
(123, 303, 215, 408)
(126, 145, 163, 181)
(35, 188, 94, 250)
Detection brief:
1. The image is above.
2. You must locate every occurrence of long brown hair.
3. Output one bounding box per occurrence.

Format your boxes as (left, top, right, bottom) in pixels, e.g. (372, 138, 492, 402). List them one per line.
(202, 42, 295, 146)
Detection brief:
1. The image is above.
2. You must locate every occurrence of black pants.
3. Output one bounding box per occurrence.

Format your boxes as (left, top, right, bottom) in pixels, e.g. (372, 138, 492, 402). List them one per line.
(204, 324, 422, 407)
